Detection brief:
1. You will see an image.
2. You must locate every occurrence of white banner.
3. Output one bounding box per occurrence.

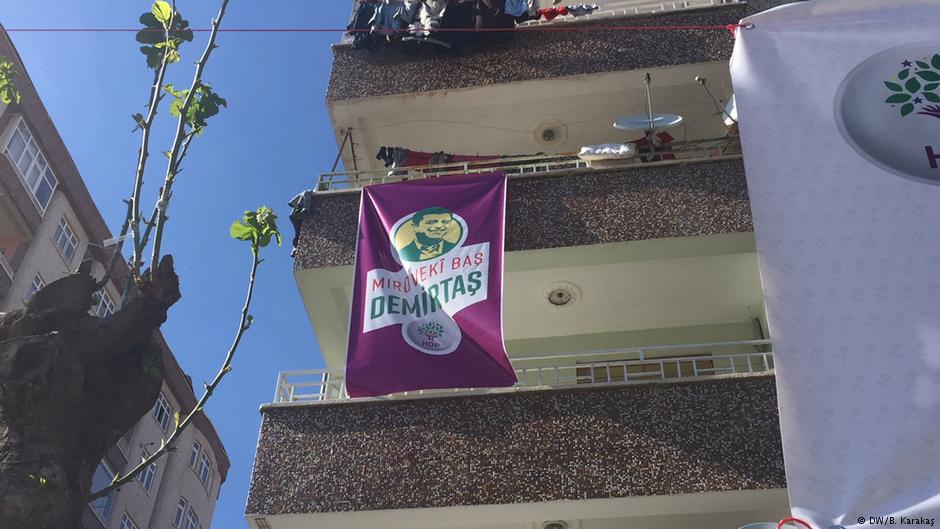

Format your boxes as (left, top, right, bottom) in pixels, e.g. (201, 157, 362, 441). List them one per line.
(731, 2, 940, 528)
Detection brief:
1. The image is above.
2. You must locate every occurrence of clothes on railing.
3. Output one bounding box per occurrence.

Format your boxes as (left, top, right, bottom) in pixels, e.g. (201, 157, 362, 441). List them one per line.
(631, 131, 677, 162)
(346, 0, 592, 51)
(288, 190, 316, 256)
(376, 146, 506, 167)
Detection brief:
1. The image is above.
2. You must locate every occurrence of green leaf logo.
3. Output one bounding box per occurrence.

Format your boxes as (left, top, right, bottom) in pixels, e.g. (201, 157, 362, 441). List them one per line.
(883, 53, 940, 120)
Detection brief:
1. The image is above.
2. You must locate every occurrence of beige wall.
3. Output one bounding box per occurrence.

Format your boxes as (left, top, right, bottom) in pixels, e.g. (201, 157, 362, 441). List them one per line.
(103, 383, 221, 529)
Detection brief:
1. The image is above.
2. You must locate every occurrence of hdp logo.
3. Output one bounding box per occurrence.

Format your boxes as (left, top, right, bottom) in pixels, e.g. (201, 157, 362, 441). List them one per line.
(403, 317, 460, 355)
(836, 42, 940, 184)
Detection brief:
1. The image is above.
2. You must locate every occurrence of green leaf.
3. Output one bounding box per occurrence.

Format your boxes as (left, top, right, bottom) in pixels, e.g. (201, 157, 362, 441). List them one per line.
(884, 81, 903, 92)
(933, 54, 940, 71)
(924, 91, 940, 103)
(925, 83, 940, 91)
(885, 93, 911, 104)
(230, 220, 254, 241)
(152, 1, 173, 25)
(916, 60, 930, 70)
(231, 206, 282, 252)
(905, 77, 922, 93)
(901, 103, 915, 117)
(915, 70, 940, 82)
(899, 68, 911, 80)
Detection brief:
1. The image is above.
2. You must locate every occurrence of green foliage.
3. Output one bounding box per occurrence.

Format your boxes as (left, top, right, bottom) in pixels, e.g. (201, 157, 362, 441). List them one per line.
(137, 1, 193, 69)
(884, 54, 940, 118)
(0, 58, 21, 105)
(165, 83, 227, 134)
(230, 206, 282, 254)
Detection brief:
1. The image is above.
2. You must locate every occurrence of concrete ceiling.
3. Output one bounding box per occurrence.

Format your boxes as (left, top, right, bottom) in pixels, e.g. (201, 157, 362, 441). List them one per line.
(327, 61, 734, 173)
(294, 232, 761, 368)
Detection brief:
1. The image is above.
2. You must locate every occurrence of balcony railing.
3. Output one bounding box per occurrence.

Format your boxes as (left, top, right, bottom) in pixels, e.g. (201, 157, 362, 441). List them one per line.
(318, 136, 740, 193)
(0, 251, 13, 281)
(520, 0, 744, 25)
(272, 338, 773, 404)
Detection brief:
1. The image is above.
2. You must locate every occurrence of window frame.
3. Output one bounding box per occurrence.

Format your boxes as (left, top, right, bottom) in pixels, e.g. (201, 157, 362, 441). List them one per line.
(173, 497, 189, 528)
(119, 512, 139, 529)
(24, 273, 44, 303)
(52, 216, 79, 265)
(153, 392, 172, 432)
(188, 440, 201, 469)
(185, 507, 199, 529)
(198, 452, 212, 489)
(137, 455, 157, 493)
(88, 461, 115, 524)
(92, 288, 115, 318)
(2, 117, 59, 214)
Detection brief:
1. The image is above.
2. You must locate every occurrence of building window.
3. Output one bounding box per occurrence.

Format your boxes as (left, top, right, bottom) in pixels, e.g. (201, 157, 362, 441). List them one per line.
(25, 273, 44, 303)
(120, 513, 139, 529)
(188, 440, 201, 469)
(153, 392, 172, 432)
(173, 497, 189, 528)
(137, 457, 156, 493)
(185, 508, 199, 529)
(198, 452, 212, 488)
(3, 118, 58, 213)
(91, 289, 115, 318)
(52, 216, 79, 264)
(88, 462, 114, 523)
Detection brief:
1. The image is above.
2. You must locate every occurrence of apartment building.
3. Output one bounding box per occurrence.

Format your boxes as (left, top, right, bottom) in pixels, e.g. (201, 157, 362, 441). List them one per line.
(247, 2, 795, 529)
(0, 25, 229, 529)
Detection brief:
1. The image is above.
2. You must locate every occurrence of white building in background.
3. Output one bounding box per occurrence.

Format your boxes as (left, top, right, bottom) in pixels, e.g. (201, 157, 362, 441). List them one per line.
(0, 25, 229, 529)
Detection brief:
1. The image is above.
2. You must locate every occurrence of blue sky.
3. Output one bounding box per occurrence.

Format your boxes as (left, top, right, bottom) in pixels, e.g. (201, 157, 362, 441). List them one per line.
(2, 2, 353, 527)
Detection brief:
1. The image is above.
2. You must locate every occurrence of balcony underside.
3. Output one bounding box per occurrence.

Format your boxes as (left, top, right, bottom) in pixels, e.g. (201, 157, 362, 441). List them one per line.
(246, 375, 786, 524)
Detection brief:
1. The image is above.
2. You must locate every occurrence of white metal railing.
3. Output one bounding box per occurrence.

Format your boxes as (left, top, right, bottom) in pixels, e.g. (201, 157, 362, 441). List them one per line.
(0, 252, 13, 281)
(317, 137, 740, 193)
(520, 0, 743, 26)
(273, 339, 772, 404)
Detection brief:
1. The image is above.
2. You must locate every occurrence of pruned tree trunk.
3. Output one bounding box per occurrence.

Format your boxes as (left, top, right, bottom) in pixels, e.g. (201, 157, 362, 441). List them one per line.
(0, 256, 180, 529)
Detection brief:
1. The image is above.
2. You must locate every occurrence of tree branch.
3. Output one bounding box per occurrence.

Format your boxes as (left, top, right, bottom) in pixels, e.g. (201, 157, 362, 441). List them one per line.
(89, 248, 259, 501)
(126, 17, 176, 287)
(150, 0, 230, 278)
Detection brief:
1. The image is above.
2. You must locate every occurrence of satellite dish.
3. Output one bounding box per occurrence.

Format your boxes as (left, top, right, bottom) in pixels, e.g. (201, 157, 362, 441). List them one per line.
(613, 113, 683, 131)
(724, 94, 738, 126)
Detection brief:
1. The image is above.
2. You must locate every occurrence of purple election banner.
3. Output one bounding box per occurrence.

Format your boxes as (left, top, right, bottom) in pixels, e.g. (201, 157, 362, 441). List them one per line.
(345, 172, 517, 398)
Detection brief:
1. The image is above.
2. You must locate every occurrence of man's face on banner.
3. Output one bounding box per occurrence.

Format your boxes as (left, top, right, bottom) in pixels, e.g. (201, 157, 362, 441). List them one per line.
(413, 213, 452, 244)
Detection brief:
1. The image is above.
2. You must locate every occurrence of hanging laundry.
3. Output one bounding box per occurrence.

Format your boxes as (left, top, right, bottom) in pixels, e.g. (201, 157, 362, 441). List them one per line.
(527, 0, 541, 15)
(537, 6, 568, 20)
(504, 0, 529, 17)
(348, 0, 380, 50)
(370, 0, 407, 36)
(410, 0, 450, 36)
(396, 0, 423, 24)
(566, 3, 598, 16)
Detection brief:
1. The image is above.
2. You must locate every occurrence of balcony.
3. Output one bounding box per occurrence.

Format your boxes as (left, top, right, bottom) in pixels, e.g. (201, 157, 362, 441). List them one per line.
(247, 365, 786, 529)
(274, 338, 773, 403)
(329, 4, 746, 103)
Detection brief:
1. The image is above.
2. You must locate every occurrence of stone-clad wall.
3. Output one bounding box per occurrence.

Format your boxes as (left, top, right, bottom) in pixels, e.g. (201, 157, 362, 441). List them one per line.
(246, 375, 785, 515)
(293, 158, 752, 270)
(327, 6, 746, 101)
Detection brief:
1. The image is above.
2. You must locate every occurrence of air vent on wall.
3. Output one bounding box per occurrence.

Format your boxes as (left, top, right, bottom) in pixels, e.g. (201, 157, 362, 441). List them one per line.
(533, 120, 567, 147)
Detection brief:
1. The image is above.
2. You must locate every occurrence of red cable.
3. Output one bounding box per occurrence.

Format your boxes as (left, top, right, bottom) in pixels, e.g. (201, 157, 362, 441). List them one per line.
(779, 517, 816, 529)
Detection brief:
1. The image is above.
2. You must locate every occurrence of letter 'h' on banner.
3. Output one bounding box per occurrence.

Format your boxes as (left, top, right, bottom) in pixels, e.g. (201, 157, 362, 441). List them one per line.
(345, 172, 517, 398)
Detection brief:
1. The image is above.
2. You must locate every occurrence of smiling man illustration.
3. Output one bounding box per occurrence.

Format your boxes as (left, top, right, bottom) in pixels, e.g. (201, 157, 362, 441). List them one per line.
(396, 206, 458, 262)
